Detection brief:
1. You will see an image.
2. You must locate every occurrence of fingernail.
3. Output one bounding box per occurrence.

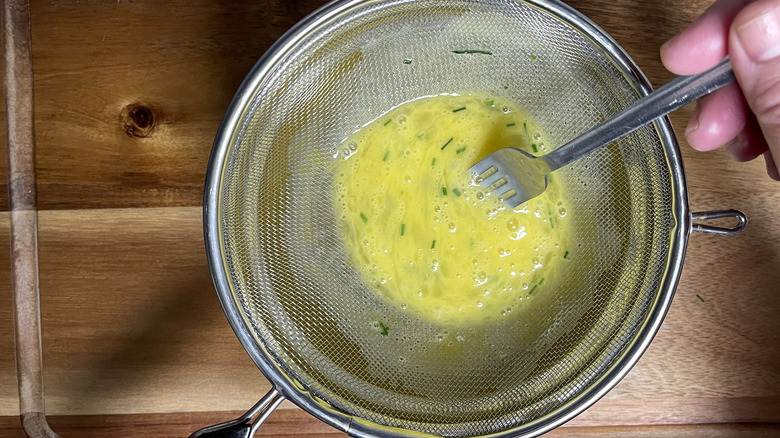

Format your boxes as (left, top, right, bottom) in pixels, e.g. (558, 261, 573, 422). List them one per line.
(735, 4, 780, 62)
(724, 137, 740, 160)
(766, 151, 780, 181)
(660, 36, 675, 52)
(685, 102, 701, 137)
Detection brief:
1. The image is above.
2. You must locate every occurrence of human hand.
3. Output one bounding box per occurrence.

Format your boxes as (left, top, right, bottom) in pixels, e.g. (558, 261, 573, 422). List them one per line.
(660, 0, 780, 181)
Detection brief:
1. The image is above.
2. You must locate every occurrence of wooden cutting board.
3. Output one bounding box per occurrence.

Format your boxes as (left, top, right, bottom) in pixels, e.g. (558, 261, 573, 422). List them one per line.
(1, 0, 779, 436)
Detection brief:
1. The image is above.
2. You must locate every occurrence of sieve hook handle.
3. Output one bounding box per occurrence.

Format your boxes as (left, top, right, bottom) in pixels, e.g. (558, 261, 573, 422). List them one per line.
(691, 209, 747, 236)
(188, 388, 285, 438)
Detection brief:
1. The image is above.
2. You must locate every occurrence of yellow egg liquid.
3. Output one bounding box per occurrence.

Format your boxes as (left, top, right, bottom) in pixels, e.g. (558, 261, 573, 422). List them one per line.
(333, 93, 573, 326)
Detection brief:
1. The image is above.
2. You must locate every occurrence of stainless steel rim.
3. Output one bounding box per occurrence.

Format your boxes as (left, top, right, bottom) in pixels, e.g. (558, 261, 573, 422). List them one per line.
(203, 0, 690, 436)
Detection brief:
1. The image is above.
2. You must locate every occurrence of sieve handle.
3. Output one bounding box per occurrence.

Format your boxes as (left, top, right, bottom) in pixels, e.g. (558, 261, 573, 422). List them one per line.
(542, 57, 735, 170)
(188, 388, 285, 438)
(691, 209, 748, 236)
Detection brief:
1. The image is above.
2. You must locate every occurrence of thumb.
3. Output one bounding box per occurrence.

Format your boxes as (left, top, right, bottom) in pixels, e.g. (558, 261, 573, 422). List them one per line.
(729, 0, 780, 176)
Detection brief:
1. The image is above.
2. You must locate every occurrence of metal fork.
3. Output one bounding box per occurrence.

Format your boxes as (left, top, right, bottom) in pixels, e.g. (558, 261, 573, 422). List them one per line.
(470, 57, 735, 208)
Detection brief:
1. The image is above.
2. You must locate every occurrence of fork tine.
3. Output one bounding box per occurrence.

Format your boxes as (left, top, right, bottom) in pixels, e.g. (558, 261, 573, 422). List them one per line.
(493, 183, 519, 204)
(495, 186, 516, 200)
(470, 149, 508, 177)
(499, 189, 523, 208)
(481, 171, 506, 189)
(473, 164, 498, 183)
(469, 147, 548, 208)
(469, 157, 497, 177)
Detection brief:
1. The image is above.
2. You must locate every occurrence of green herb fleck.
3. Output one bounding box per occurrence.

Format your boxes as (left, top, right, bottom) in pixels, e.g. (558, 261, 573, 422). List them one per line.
(403, 58, 412, 64)
(442, 187, 448, 196)
(452, 49, 493, 55)
(531, 54, 538, 60)
(531, 143, 538, 153)
(382, 150, 390, 162)
(548, 204, 554, 229)
(503, 85, 509, 89)
(360, 212, 368, 224)
(441, 137, 453, 150)
(456, 147, 466, 154)
(485, 99, 494, 107)
(453, 107, 467, 113)
(377, 321, 389, 336)
(539, 278, 545, 286)
(400, 224, 406, 236)
(452, 188, 462, 197)
(431, 240, 437, 249)
(529, 284, 538, 295)
(384, 118, 392, 126)
(523, 122, 529, 136)
(431, 157, 437, 167)
(506, 122, 516, 127)
(696, 294, 705, 302)
(563, 250, 570, 259)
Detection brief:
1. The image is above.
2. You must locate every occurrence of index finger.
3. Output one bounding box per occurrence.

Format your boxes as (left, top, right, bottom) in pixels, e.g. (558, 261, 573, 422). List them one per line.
(661, 0, 753, 75)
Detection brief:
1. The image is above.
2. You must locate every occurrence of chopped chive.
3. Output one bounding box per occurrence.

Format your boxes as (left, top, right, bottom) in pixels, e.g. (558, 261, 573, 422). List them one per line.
(696, 294, 705, 302)
(400, 224, 406, 236)
(523, 122, 529, 136)
(485, 99, 494, 107)
(452, 188, 461, 197)
(377, 321, 389, 336)
(384, 118, 392, 126)
(382, 150, 390, 162)
(563, 250, 570, 259)
(529, 284, 538, 295)
(442, 187, 448, 196)
(548, 204, 554, 229)
(455, 146, 466, 154)
(452, 49, 493, 55)
(539, 278, 545, 286)
(506, 122, 516, 127)
(360, 212, 368, 224)
(431, 240, 437, 249)
(403, 58, 412, 64)
(531, 54, 538, 60)
(431, 157, 437, 167)
(441, 137, 453, 150)
(503, 85, 509, 89)
(531, 143, 538, 153)
(453, 107, 467, 113)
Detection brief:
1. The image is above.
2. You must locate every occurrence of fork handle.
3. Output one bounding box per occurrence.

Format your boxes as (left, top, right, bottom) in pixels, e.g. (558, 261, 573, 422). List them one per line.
(541, 57, 735, 171)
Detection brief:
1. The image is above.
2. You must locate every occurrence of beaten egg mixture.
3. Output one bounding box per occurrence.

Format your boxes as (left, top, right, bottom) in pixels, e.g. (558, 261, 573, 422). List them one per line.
(333, 93, 573, 325)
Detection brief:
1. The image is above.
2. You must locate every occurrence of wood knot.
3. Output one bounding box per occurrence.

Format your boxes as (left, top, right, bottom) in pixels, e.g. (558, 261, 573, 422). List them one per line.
(121, 103, 156, 138)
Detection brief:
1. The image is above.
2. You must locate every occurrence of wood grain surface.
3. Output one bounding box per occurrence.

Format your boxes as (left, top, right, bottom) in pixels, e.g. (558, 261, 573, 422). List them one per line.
(3, 413, 780, 438)
(1, 0, 779, 436)
(0, 0, 733, 212)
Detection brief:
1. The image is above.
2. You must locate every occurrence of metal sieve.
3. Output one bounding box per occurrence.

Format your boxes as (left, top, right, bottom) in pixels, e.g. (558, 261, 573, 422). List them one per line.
(196, 1, 747, 437)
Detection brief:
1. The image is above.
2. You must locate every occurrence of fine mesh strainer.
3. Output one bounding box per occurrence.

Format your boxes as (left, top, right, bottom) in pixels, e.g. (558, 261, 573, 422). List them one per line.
(196, 1, 747, 437)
